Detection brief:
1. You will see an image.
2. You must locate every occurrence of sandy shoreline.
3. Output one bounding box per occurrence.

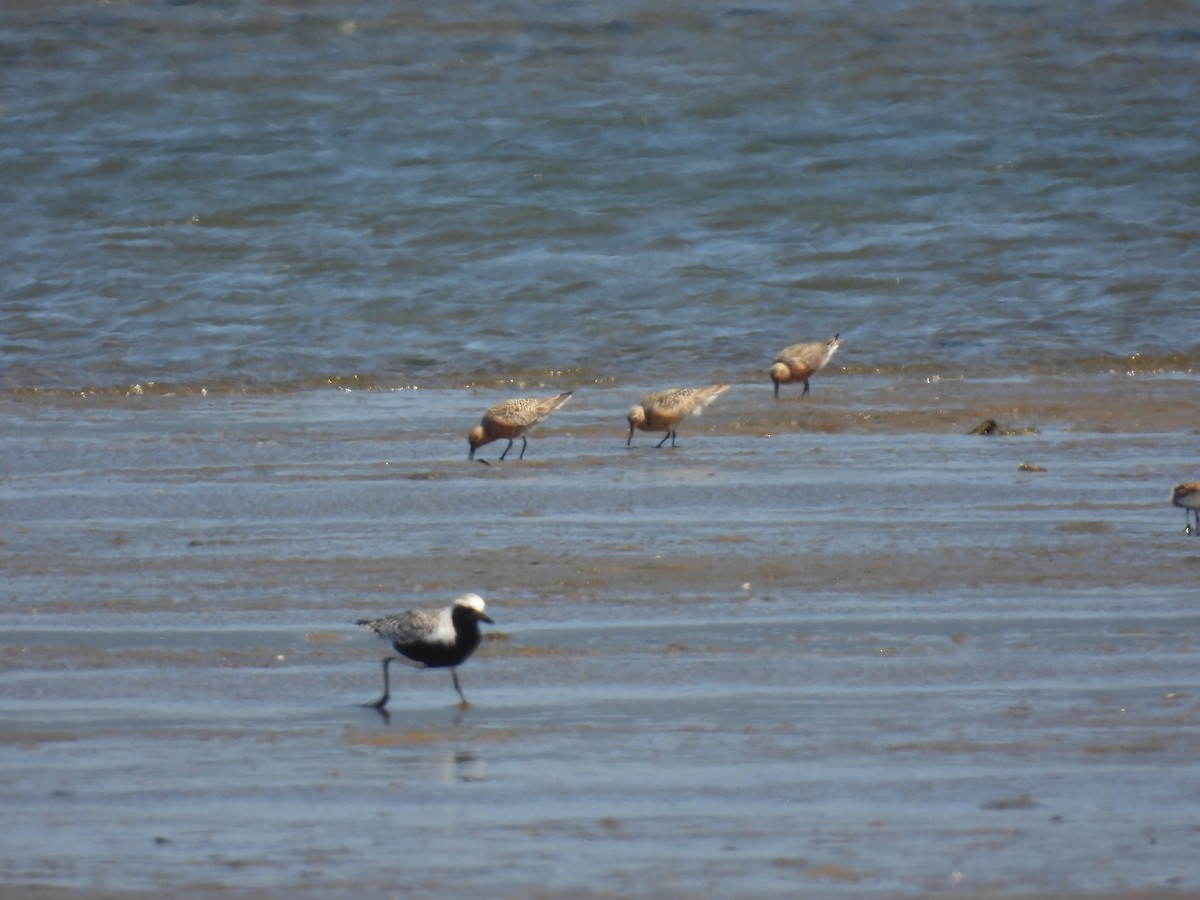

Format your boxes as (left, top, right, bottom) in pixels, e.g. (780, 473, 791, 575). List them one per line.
(2, 374, 1199, 897)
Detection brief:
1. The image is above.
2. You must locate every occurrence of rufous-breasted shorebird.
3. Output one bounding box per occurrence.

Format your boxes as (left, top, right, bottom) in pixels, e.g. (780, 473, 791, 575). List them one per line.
(769, 334, 843, 399)
(467, 390, 573, 461)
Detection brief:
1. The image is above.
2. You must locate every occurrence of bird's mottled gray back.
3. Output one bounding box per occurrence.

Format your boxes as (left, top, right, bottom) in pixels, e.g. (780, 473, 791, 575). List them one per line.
(358, 608, 445, 646)
(643, 387, 699, 415)
(658, 384, 727, 415)
(774, 335, 842, 369)
(485, 390, 573, 429)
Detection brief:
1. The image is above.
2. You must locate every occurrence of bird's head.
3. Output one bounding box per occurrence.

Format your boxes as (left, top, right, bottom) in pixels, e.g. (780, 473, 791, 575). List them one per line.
(467, 426, 487, 458)
(626, 405, 646, 444)
(453, 592, 494, 625)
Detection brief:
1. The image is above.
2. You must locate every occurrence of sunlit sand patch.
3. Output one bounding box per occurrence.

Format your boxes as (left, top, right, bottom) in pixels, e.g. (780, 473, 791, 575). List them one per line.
(3, 645, 288, 671)
(0, 730, 80, 747)
(885, 740, 1047, 756)
(343, 728, 457, 748)
(493, 644, 573, 659)
(1005, 700, 1034, 719)
(304, 630, 345, 644)
(981, 793, 1038, 810)
(770, 858, 868, 883)
(342, 726, 523, 748)
(1057, 520, 1113, 534)
(1081, 738, 1169, 755)
(710, 534, 752, 544)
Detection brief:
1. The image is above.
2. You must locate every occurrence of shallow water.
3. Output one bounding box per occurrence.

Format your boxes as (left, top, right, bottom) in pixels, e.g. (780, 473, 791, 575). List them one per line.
(4, 0, 1200, 894)
(3, 378, 1200, 897)
(3, 0, 1200, 394)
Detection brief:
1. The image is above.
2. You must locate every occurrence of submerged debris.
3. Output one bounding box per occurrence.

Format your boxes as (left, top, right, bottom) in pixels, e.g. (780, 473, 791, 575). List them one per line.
(969, 418, 1039, 436)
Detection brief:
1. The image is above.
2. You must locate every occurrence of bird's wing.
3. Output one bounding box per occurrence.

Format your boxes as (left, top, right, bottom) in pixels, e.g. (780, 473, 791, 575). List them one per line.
(362, 608, 443, 644)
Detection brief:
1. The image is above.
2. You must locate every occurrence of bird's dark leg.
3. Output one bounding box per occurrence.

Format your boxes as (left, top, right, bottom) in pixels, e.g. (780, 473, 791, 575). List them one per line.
(517, 436, 528, 460)
(451, 668, 469, 705)
(669, 430, 678, 448)
(498, 438, 514, 461)
(364, 656, 396, 710)
(801, 379, 811, 397)
(773, 380, 780, 399)
(655, 432, 670, 448)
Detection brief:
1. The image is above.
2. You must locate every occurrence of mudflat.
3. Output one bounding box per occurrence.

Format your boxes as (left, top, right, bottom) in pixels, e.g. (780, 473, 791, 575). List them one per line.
(2, 376, 1198, 896)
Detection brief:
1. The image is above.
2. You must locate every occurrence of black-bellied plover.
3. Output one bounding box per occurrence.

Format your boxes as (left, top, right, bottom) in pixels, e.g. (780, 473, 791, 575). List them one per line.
(626, 384, 729, 448)
(468, 391, 573, 461)
(357, 593, 494, 708)
(1172, 482, 1200, 535)
(769, 334, 843, 398)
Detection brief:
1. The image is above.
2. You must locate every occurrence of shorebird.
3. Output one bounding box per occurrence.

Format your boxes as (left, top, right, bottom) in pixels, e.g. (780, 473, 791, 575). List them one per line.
(357, 593, 494, 708)
(769, 334, 843, 399)
(627, 384, 729, 448)
(467, 390, 573, 461)
(1172, 482, 1200, 536)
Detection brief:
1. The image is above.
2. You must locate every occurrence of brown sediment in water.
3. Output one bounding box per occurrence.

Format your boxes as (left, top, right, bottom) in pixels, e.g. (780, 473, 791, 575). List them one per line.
(4, 534, 1194, 619)
(342, 726, 523, 748)
(737, 376, 1200, 435)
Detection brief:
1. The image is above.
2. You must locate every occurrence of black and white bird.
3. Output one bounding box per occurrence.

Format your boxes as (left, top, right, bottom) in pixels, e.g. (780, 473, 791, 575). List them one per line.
(356, 593, 494, 709)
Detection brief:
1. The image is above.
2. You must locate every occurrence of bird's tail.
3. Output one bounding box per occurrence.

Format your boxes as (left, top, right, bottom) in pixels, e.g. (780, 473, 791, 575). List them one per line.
(690, 384, 730, 416)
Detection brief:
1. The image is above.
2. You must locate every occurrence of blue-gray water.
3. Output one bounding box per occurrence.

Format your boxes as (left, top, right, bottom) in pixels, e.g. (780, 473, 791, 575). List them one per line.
(2, 1, 1200, 897)
(3, 0, 1199, 393)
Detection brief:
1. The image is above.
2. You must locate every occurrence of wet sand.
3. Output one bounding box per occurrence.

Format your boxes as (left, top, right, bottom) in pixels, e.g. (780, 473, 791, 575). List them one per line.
(2, 375, 1199, 897)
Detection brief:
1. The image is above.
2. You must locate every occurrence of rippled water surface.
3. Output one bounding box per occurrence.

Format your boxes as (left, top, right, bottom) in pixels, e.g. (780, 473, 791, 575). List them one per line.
(3, 0, 1199, 392)
(3, 0, 1200, 896)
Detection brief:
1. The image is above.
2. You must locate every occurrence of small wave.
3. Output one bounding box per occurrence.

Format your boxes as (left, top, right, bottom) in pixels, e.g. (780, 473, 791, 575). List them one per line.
(3, 350, 1194, 405)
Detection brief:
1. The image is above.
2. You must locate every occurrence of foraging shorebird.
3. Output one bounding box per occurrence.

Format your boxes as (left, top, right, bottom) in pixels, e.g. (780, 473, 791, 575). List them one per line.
(769, 334, 843, 399)
(467, 391, 573, 461)
(1172, 482, 1200, 536)
(627, 384, 729, 449)
(357, 593, 494, 708)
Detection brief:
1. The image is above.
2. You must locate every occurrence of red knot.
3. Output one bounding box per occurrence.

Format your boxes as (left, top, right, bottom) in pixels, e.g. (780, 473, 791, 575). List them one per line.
(626, 384, 729, 448)
(357, 593, 494, 709)
(467, 390, 573, 461)
(1172, 482, 1200, 535)
(769, 334, 843, 398)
